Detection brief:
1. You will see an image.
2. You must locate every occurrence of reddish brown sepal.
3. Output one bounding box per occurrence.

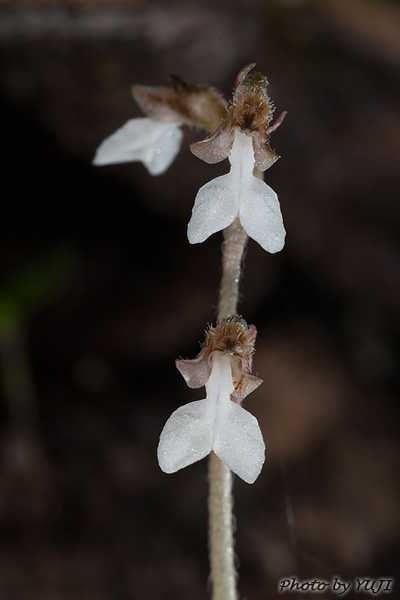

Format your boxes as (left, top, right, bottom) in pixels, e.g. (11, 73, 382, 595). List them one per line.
(176, 317, 262, 401)
(191, 63, 285, 171)
(132, 78, 226, 132)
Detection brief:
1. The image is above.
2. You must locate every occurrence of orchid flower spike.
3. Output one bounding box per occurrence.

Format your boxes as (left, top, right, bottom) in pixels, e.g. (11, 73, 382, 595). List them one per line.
(188, 64, 287, 253)
(93, 77, 226, 176)
(157, 318, 265, 484)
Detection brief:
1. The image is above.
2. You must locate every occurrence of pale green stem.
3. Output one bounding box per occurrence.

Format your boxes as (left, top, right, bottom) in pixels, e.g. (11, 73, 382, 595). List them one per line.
(218, 217, 248, 321)
(208, 451, 237, 600)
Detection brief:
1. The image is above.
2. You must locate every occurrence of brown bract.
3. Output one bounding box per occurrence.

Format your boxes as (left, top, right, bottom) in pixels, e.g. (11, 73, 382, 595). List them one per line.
(132, 76, 227, 134)
(176, 317, 263, 402)
(190, 63, 282, 171)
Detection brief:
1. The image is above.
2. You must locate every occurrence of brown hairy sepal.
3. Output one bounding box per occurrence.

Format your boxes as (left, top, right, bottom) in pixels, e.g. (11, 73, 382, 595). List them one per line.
(190, 63, 286, 171)
(176, 317, 262, 402)
(132, 76, 227, 133)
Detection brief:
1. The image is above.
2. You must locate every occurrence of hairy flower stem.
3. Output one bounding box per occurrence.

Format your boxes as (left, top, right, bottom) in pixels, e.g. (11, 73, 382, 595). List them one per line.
(208, 452, 237, 600)
(218, 217, 248, 321)
(208, 216, 248, 600)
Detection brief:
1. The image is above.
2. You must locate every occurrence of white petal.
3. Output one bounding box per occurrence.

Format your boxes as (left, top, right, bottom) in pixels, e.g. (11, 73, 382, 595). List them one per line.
(213, 401, 265, 484)
(207, 353, 265, 483)
(239, 177, 286, 253)
(228, 131, 286, 253)
(157, 400, 214, 474)
(228, 130, 254, 173)
(92, 118, 183, 176)
(187, 173, 239, 244)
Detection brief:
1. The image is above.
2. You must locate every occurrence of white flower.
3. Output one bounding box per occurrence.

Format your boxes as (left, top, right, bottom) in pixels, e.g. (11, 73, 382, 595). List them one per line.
(157, 352, 265, 484)
(92, 117, 183, 176)
(187, 130, 286, 253)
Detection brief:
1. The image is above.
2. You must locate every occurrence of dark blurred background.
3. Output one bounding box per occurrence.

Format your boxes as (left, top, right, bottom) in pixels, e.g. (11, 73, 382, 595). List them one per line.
(0, 0, 399, 598)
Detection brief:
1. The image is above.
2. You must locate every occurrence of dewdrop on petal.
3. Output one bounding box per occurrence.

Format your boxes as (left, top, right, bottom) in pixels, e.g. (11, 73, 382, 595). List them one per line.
(157, 318, 265, 484)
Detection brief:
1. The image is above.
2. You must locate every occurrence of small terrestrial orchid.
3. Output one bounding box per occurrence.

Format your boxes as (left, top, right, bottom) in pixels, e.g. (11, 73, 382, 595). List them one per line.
(93, 77, 226, 175)
(188, 63, 287, 253)
(157, 318, 265, 484)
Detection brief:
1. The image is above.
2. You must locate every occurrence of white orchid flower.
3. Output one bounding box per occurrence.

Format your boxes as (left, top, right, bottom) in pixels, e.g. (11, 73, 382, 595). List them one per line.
(92, 79, 227, 176)
(187, 130, 286, 253)
(92, 117, 183, 176)
(187, 63, 286, 253)
(158, 318, 265, 485)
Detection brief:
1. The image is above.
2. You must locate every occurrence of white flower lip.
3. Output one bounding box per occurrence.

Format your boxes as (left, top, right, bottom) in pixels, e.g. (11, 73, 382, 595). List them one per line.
(92, 117, 183, 176)
(187, 131, 286, 253)
(157, 353, 265, 484)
